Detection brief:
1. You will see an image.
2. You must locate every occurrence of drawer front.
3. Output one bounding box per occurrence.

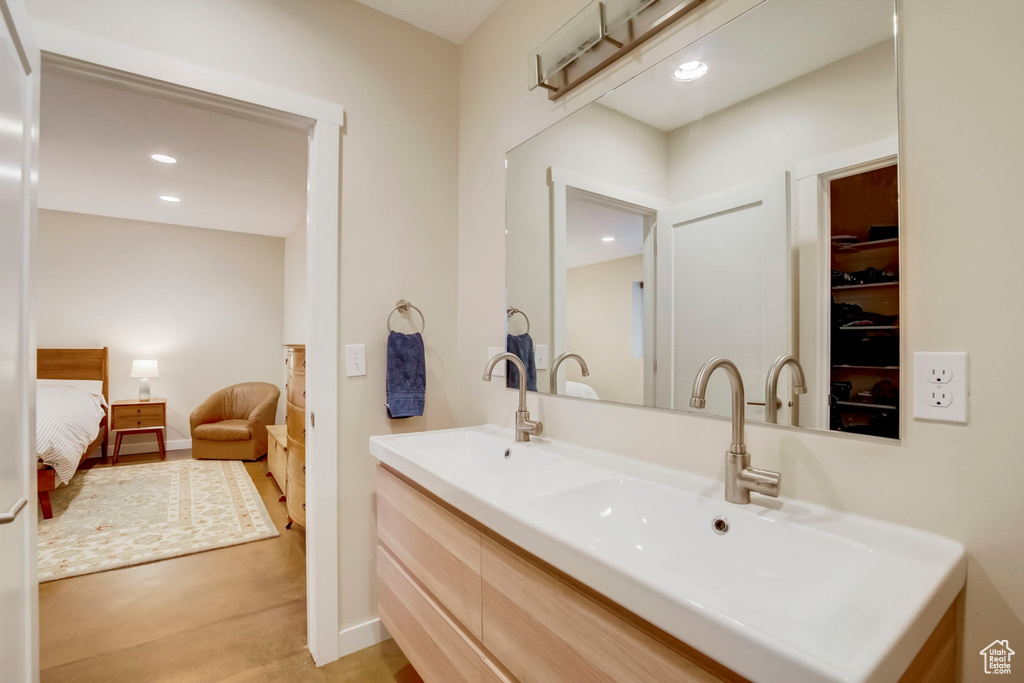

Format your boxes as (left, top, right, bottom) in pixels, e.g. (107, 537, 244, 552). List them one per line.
(287, 479, 306, 526)
(287, 347, 306, 374)
(114, 404, 164, 420)
(287, 371, 306, 409)
(377, 466, 483, 639)
(286, 405, 305, 444)
(378, 546, 506, 683)
(112, 415, 163, 430)
(287, 440, 306, 484)
(286, 437, 304, 465)
(268, 438, 287, 491)
(481, 536, 737, 683)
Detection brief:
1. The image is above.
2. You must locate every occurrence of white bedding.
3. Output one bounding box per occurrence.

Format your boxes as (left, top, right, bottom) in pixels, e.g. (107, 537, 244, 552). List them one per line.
(565, 380, 600, 400)
(37, 385, 107, 485)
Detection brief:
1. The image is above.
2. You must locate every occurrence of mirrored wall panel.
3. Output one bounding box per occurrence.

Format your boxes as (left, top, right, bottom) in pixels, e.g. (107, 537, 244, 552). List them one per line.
(505, 0, 900, 437)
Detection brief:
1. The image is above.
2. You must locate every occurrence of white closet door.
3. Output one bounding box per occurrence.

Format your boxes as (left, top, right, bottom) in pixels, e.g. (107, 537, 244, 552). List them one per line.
(655, 174, 790, 420)
(0, 2, 38, 681)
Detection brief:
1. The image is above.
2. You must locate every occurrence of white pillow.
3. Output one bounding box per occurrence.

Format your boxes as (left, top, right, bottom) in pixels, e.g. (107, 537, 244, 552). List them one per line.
(37, 379, 107, 406)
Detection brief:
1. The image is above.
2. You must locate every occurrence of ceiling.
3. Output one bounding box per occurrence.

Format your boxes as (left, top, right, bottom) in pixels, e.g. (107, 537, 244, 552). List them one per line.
(599, 0, 895, 132)
(39, 70, 308, 238)
(567, 192, 645, 269)
(352, 0, 502, 43)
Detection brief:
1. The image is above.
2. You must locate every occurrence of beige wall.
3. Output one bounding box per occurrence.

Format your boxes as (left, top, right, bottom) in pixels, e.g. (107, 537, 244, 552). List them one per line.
(566, 255, 644, 404)
(36, 209, 286, 445)
(283, 221, 306, 345)
(459, 2, 1024, 680)
(26, 0, 462, 634)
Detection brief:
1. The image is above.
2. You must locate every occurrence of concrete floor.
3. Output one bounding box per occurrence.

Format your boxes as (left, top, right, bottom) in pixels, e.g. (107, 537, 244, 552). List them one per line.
(38, 448, 421, 682)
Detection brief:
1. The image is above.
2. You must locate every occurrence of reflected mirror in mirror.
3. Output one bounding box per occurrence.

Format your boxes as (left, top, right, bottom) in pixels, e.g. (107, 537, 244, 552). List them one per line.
(505, 0, 900, 438)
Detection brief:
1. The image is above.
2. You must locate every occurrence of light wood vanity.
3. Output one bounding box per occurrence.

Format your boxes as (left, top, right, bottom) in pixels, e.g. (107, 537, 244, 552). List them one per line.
(375, 463, 956, 683)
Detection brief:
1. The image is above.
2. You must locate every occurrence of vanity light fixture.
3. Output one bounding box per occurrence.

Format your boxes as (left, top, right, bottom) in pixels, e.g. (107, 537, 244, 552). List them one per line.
(673, 60, 708, 82)
(159, 195, 181, 203)
(151, 154, 177, 164)
(602, 236, 616, 242)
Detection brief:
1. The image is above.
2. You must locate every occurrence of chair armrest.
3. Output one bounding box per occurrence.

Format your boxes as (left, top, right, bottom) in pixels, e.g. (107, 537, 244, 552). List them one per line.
(246, 389, 281, 452)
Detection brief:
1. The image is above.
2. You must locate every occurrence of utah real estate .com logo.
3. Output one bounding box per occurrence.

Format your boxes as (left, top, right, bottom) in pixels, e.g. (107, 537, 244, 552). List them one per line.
(980, 640, 1014, 675)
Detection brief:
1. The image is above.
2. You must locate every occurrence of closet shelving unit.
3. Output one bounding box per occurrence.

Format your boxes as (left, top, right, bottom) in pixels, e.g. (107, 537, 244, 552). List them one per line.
(828, 165, 900, 438)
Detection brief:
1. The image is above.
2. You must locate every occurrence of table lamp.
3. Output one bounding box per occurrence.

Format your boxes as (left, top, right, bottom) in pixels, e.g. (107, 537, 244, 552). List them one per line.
(131, 360, 159, 401)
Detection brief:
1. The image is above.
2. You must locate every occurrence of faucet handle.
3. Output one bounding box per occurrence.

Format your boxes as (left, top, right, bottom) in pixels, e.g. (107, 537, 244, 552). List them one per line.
(739, 466, 781, 498)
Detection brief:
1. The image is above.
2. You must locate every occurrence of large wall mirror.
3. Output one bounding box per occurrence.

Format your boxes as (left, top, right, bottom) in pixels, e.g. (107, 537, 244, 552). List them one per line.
(505, 0, 901, 438)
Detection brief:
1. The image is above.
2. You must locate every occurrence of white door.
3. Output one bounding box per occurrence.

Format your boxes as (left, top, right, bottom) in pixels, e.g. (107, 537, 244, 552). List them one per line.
(655, 174, 790, 421)
(0, 2, 39, 681)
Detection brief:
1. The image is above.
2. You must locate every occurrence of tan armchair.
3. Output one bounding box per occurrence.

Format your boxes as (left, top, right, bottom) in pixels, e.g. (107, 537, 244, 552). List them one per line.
(190, 382, 281, 461)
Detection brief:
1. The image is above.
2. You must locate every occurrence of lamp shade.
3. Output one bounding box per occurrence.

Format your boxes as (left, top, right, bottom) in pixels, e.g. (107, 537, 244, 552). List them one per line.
(130, 360, 159, 378)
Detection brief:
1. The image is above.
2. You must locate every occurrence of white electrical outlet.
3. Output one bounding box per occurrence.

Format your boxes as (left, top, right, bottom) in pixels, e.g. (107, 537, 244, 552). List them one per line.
(345, 344, 366, 377)
(914, 352, 967, 423)
(535, 344, 548, 370)
(926, 387, 952, 407)
(486, 346, 505, 377)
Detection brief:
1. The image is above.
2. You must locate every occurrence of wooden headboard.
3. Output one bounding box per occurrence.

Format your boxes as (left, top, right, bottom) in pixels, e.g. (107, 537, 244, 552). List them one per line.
(37, 347, 109, 404)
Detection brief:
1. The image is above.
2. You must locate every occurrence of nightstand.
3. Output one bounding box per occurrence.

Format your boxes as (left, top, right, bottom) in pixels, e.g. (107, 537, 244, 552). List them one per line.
(110, 398, 167, 465)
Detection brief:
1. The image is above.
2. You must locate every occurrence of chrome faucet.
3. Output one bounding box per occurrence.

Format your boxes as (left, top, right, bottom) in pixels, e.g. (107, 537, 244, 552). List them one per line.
(764, 355, 808, 424)
(483, 352, 543, 442)
(549, 352, 590, 394)
(689, 357, 781, 505)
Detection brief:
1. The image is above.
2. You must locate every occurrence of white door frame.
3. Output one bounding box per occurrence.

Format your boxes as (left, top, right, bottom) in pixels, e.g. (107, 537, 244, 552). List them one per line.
(548, 166, 665, 403)
(31, 24, 345, 666)
(655, 173, 790, 415)
(795, 137, 898, 431)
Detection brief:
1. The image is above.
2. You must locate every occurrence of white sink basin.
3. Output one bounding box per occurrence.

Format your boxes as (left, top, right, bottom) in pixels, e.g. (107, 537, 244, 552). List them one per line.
(370, 425, 965, 683)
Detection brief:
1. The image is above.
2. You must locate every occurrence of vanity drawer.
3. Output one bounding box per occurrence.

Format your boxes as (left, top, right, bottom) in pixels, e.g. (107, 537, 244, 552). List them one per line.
(376, 466, 483, 639)
(378, 545, 506, 683)
(481, 536, 741, 683)
(287, 371, 305, 408)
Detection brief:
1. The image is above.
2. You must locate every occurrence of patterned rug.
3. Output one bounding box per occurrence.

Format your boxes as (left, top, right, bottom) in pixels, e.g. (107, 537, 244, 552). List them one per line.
(38, 459, 279, 582)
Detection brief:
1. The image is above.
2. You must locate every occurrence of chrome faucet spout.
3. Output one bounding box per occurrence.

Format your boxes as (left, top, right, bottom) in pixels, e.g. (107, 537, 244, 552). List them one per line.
(483, 352, 543, 442)
(689, 356, 781, 505)
(689, 357, 745, 453)
(764, 355, 808, 424)
(549, 352, 590, 394)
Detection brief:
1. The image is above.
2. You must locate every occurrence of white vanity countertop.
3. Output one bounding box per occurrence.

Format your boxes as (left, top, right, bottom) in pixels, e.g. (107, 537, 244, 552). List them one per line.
(370, 425, 966, 683)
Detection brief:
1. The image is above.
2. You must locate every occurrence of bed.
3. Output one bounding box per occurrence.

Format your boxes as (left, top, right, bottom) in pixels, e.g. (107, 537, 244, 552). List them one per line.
(36, 347, 109, 519)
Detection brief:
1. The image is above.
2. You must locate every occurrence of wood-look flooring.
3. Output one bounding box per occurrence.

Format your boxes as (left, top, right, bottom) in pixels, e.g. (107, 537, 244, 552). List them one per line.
(39, 448, 421, 682)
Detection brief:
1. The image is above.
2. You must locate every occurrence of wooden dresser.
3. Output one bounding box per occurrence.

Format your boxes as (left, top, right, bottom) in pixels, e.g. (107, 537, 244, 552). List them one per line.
(284, 345, 306, 529)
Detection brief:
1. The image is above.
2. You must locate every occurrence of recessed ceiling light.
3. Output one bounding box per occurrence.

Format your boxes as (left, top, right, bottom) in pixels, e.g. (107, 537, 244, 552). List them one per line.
(159, 195, 181, 203)
(673, 60, 708, 82)
(151, 154, 177, 164)
(602, 236, 615, 242)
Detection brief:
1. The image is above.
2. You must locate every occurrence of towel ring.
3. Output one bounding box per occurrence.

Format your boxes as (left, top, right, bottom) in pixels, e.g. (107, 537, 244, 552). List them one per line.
(506, 307, 530, 335)
(388, 299, 425, 334)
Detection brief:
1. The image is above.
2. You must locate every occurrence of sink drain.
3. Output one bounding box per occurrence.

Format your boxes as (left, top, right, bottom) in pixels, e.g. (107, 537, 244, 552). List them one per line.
(712, 516, 730, 535)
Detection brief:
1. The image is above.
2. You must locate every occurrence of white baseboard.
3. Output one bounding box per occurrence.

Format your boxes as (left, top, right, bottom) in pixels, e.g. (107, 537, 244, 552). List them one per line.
(338, 618, 390, 658)
(92, 438, 192, 458)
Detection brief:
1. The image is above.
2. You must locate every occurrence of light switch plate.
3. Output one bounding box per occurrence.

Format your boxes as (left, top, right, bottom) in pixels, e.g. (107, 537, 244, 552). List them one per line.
(487, 347, 505, 377)
(913, 352, 967, 423)
(345, 344, 366, 377)
(535, 344, 548, 370)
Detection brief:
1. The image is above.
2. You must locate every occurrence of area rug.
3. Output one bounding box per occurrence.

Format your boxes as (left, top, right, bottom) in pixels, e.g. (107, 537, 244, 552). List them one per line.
(38, 459, 279, 582)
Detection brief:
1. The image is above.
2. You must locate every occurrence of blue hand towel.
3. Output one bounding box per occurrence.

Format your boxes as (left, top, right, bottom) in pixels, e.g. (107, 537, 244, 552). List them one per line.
(386, 331, 425, 418)
(506, 333, 537, 392)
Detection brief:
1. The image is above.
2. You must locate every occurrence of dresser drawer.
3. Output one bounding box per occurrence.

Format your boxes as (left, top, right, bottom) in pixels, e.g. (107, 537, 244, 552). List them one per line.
(377, 466, 483, 639)
(481, 536, 734, 683)
(287, 478, 306, 527)
(378, 545, 507, 683)
(287, 371, 306, 409)
(286, 404, 305, 443)
(286, 347, 306, 374)
(112, 414, 164, 430)
(287, 439, 306, 484)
